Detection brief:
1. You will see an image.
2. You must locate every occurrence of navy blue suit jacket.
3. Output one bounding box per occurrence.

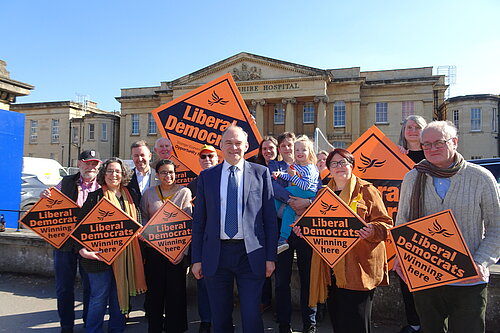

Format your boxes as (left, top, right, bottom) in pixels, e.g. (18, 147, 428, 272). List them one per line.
(191, 160, 278, 277)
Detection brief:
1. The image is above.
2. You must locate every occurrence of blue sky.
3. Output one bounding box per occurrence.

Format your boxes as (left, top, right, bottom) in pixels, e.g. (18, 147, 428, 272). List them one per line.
(3, 0, 499, 112)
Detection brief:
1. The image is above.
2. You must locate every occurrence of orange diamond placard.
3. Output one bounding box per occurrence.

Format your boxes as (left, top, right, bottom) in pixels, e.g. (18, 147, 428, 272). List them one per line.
(19, 187, 80, 248)
(348, 125, 416, 269)
(140, 200, 192, 263)
(70, 197, 142, 265)
(390, 210, 479, 292)
(152, 73, 262, 175)
(293, 187, 368, 268)
(169, 155, 198, 187)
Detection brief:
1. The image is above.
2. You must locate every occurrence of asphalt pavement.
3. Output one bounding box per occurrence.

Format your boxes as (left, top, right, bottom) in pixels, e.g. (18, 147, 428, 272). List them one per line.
(0, 272, 400, 332)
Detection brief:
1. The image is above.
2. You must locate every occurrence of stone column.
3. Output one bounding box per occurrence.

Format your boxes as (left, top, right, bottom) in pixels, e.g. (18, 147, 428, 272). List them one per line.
(282, 98, 296, 133)
(351, 101, 361, 141)
(251, 99, 266, 133)
(314, 95, 329, 135)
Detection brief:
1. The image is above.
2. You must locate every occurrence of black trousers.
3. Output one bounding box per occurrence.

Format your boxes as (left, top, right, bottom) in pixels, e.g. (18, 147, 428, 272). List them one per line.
(144, 246, 188, 333)
(398, 275, 420, 326)
(327, 279, 375, 333)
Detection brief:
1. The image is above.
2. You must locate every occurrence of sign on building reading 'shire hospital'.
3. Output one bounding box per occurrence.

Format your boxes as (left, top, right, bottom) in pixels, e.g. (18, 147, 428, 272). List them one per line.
(70, 197, 142, 265)
(293, 187, 368, 268)
(390, 209, 478, 292)
(348, 125, 415, 269)
(20, 187, 80, 248)
(152, 73, 262, 175)
(140, 200, 192, 263)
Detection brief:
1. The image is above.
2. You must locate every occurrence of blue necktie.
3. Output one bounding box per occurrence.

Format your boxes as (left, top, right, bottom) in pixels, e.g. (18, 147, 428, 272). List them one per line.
(225, 165, 238, 238)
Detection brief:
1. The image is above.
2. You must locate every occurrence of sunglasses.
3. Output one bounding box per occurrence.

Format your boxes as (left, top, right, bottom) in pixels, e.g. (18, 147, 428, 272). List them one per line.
(200, 154, 216, 159)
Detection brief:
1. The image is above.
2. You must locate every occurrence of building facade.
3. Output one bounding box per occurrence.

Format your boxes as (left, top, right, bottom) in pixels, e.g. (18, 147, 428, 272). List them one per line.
(116, 52, 447, 158)
(444, 94, 499, 159)
(11, 101, 120, 166)
(0, 60, 33, 110)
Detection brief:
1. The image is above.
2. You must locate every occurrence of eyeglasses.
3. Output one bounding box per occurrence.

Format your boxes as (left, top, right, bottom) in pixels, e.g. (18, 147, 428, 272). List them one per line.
(421, 138, 453, 150)
(158, 171, 175, 176)
(330, 160, 350, 168)
(200, 154, 215, 159)
(105, 169, 122, 175)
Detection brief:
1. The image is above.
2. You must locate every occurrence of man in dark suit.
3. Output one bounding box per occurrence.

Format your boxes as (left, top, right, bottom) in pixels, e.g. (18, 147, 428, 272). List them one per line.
(128, 140, 158, 200)
(191, 125, 278, 333)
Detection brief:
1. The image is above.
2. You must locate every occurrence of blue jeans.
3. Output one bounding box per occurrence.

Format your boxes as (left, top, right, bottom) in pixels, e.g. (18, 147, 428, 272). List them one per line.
(275, 232, 316, 328)
(53, 249, 90, 329)
(86, 269, 125, 333)
(197, 278, 212, 323)
(280, 186, 316, 239)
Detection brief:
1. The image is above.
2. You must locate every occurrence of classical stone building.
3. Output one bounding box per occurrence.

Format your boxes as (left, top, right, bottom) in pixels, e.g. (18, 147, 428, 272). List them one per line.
(0, 60, 33, 110)
(11, 101, 120, 166)
(117, 52, 447, 158)
(444, 94, 499, 159)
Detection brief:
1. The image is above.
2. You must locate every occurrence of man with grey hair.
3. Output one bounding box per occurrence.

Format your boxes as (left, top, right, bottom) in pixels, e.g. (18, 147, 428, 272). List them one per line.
(191, 125, 278, 332)
(395, 120, 500, 333)
(154, 137, 173, 160)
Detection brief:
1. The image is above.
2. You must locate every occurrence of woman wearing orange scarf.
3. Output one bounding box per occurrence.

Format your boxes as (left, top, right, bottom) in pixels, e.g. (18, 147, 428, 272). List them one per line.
(301, 148, 392, 333)
(79, 157, 147, 333)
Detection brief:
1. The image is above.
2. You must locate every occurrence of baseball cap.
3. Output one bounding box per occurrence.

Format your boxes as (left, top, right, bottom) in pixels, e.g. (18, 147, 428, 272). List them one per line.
(199, 144, 216, 155)
(78, 150, 101, 162)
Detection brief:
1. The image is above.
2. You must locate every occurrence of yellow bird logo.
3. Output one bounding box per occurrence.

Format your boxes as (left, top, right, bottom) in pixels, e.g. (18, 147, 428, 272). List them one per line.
(207, 91, 229, 106)
(357, 153, 386, 173)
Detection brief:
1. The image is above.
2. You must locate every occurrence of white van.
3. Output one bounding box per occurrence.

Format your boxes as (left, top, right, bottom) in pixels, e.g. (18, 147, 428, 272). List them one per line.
(22, 157, 68, 186)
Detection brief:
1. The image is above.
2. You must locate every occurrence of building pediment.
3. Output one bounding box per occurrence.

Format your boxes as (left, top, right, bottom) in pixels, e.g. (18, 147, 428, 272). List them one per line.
(167, 52, 329, 89)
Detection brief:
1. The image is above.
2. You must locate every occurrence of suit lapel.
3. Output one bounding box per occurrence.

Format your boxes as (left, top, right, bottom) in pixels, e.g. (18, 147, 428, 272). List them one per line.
(213, 164, 223, 223)
(243, 161, 253, 210)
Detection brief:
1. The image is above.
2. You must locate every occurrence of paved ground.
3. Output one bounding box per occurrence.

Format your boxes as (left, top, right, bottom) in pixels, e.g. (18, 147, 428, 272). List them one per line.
(0, 272, 400, 332)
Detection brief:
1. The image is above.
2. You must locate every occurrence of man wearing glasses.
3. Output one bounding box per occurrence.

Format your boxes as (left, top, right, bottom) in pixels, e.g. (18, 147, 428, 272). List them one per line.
(188, 144, 219, 333)
(395, 121, 500, 333)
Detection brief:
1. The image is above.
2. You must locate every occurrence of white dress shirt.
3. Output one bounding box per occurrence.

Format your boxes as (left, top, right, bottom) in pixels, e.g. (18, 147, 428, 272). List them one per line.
(220, 159, 245, 239)
(135, 168, 151, 194)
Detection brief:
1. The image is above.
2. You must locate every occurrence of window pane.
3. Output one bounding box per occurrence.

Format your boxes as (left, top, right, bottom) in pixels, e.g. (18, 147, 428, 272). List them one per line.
(132, 114, 140, 135)
(30, 120, 38, 144)
(492, 108, 498, 133)
(471, 108, 481, 131)
(51, 119, 59, 143)
(333, 141, 346, 149)
(376, 102, 388, 123)
(303, 103, 315, 124)
(334, 101, 346, 127)
(72, 126, 79, 143)
(453, 110, 460, 130)
(148, 113, 157, 135)
(88, 123, 95, 140)
(274, 104, 285, 124)
(249, 105, 256, 118)
(402, 101, 414, 121)
(101, 123, 108, 141)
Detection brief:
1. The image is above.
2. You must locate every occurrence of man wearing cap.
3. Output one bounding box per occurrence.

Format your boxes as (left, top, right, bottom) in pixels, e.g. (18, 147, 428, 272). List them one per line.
(154, 137, 173, 161)
(128, 140, 159, 200)
(40, 149, 101, 333)
(188, 144, 219, 333)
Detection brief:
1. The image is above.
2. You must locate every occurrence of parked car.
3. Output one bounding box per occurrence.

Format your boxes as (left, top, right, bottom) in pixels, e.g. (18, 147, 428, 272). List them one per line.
(20, 173, 48, 219)
(22, 157, 68, 186)
(468, 158, 500, 186)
